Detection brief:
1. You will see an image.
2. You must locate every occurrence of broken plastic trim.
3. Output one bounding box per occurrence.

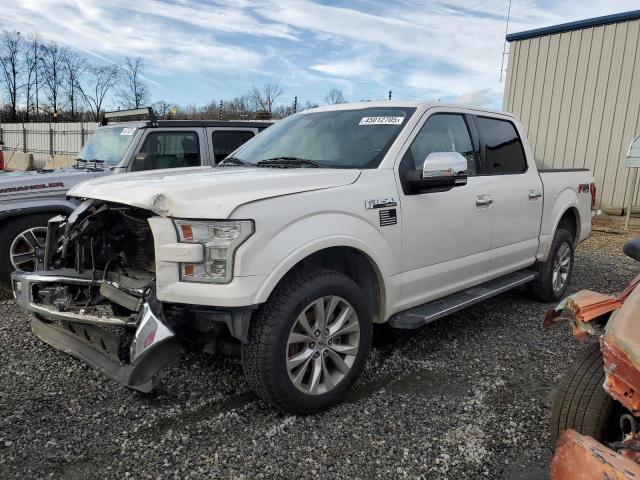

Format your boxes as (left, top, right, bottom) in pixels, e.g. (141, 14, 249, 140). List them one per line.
(30, 299, 182, 392)
(543, 273, 640, 340)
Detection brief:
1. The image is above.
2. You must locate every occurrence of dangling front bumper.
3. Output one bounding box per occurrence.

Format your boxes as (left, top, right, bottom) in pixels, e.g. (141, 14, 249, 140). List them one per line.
(11, 269, 183, 392)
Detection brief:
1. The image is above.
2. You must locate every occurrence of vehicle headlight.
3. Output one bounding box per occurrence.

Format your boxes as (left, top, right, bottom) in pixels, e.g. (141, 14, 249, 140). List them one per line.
(173, 219, 254, 284)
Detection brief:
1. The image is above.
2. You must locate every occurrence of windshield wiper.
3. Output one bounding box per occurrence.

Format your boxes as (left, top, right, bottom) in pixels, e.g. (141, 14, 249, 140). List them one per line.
(74, 158, 105, 171)
(256, 157, 327, 168)
(218, 156, 249, 167)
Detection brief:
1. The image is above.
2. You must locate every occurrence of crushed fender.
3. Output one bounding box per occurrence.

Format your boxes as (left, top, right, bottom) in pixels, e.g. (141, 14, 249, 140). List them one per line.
(543, 274, 640, 341)
(551, 430, 640, 480)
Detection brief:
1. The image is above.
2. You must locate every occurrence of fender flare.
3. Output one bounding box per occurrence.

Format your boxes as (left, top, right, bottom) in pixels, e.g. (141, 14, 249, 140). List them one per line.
(252, 235, 393, 319)
(540, 201, 581, 262)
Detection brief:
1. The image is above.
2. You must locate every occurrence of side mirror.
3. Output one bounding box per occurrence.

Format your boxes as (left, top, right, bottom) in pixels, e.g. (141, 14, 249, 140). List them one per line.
(132, 152, 154, 171)
(403, 152, 468, 193)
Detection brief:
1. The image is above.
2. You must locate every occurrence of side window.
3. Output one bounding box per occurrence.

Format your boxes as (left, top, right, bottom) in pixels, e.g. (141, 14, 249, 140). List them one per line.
(475, 117, 527, 174)
(212, 130, 255, 164)
(401, 114, 475, 175)
(139, 131, 200, 170)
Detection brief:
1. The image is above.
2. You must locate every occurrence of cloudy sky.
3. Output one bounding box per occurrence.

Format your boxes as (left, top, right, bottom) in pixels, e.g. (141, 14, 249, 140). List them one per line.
(2, 0, 639, 109)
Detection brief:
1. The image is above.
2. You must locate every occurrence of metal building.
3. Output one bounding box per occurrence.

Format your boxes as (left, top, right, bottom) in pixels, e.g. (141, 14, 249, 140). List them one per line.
(503, 10, 640, 213)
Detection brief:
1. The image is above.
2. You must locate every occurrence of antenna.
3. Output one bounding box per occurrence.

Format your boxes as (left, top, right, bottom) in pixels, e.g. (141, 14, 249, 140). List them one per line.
(500, 0, 512, 82)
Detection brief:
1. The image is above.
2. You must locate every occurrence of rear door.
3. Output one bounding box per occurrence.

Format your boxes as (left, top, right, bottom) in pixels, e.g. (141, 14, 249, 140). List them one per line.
(128, 128, 207, 170)
(472, 115, 543, 278)
(206, 127, 259, 164)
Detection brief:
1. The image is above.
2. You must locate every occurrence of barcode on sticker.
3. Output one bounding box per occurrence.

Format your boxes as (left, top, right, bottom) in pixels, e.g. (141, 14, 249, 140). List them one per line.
(359, 116, 404, 126)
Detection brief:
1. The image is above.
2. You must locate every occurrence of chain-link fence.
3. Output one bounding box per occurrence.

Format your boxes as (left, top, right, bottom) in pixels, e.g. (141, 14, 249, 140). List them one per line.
(0, 122, 99, 169)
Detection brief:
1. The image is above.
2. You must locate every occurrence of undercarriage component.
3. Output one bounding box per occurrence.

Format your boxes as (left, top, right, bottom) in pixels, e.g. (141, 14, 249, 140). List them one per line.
(100, 280, 144, 312)
(551, 429, 640, 479)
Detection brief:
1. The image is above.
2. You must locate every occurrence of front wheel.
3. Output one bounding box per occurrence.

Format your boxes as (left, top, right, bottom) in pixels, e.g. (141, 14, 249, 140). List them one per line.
(241, 268, 372, 414)
(528, 228, 575, 302)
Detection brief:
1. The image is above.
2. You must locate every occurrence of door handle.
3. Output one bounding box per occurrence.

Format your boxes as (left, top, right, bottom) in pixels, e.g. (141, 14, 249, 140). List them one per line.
(476, 195, 493, 207)
(529, 190, 542, 200)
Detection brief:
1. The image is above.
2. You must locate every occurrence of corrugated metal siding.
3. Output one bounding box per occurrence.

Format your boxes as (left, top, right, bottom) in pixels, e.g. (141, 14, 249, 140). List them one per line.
(503, 19, 640, 212)
(0, 122, 98, 167)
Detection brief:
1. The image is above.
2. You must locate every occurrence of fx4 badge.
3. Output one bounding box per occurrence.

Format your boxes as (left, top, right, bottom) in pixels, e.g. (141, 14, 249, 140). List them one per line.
(365, 197, 397, 210)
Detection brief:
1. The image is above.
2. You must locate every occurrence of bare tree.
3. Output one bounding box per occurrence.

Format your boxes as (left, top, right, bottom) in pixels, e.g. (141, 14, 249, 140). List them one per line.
(325, 88, 345, 105)
(151, 100, 177, 118)
(249, 83, 282, 116)
(227, 95, 252, 118)
(302, 100, 319, 111)
(40, 41, 67, 119)
(0, 30, 22, 122)
(62, 51, 86, 121)
(117, 57, 148, 109)
(80, 65, 120, 120)
(23, 33, 41, 121)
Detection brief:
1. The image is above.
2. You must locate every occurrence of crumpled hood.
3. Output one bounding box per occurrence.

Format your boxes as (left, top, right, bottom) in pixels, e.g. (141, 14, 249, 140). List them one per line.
(0, 168, 100, 198)
(68, 166, 361, 218)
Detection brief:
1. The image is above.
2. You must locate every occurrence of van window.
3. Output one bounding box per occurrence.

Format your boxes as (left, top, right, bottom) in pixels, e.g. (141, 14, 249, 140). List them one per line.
(475, 117, 527, 175)
(212, 130, 255, 164)
(139, 131, 200, 169)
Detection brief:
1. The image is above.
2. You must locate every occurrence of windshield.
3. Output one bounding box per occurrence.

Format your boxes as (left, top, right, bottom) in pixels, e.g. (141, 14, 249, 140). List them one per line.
(77, 126, 137, 166)
(230, 107, 415, 169)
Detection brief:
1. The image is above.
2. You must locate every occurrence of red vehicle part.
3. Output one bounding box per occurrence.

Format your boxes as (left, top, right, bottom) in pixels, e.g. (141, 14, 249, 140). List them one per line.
(551, 430, 640, 480)
(601, 285, 640, 414)
(0, 140, 4, 170)
(543, 274, 640, 340)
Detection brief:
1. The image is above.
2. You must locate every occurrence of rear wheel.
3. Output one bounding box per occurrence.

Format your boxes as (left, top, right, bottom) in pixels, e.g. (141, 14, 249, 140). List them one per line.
(0, 214, 54, 287)
(241, 267, 372, 414)
(528, 228, 574, 302)
(549, 343, 626, 446)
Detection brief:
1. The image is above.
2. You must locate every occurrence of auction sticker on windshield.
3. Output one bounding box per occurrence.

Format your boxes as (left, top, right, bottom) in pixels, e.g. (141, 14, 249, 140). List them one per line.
(120, 127, 136, 136)
(359, 116, 404, 126)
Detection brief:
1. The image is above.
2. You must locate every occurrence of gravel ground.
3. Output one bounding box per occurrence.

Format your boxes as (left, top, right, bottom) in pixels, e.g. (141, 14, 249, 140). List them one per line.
(0, 231, 637, 480)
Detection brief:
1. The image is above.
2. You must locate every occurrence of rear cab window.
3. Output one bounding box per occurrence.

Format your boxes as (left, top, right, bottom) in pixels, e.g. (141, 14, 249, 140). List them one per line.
(212, 130, 255, 164)
(474, 116, 527, 175)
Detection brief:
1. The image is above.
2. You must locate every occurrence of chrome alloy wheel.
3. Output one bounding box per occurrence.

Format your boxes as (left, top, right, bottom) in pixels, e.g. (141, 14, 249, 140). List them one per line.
(286, 296, 360, 395)
(552, 242, 571, 293)
(10, 227, 48, 272)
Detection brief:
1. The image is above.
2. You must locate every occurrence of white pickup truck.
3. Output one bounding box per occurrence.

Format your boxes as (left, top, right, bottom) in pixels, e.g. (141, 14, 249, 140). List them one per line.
(11, 101, 595, 413)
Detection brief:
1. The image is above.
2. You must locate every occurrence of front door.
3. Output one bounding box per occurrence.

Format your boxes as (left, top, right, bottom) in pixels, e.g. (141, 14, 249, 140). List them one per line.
(397, 111, 493, 310)
(130, 128, 206, 171)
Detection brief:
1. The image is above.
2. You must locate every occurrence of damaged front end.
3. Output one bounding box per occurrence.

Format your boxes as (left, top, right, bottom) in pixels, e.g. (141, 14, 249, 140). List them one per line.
(11, 200, 182, 392)
(546, 262, 640, 477)
(544, 275, 640, 413)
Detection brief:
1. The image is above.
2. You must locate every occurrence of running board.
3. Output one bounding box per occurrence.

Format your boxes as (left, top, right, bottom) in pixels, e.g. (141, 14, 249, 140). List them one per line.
(388, 270, 536, 329)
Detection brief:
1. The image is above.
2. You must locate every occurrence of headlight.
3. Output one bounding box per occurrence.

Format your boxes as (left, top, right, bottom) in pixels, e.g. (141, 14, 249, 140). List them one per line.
(173, 219, 254, 284)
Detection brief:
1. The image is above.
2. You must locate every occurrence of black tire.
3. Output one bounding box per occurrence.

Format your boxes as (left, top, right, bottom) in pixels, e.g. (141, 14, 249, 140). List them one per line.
(549, 343, 625, 446)
(528, 228, 574, 302)
(0, 214, 55, 287)
(241, 267, 373, 414)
